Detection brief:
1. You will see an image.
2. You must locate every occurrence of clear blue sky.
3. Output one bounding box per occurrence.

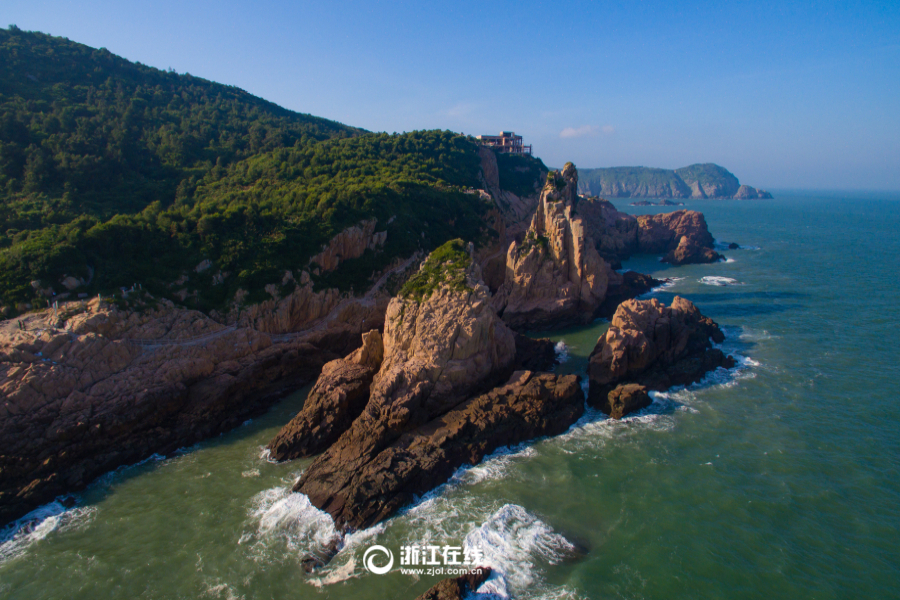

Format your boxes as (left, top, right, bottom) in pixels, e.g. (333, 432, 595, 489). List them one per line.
(6, 0, 900, 190)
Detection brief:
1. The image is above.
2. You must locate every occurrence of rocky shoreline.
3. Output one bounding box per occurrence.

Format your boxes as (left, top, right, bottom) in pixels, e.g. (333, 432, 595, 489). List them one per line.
(0, 155, 739, 571)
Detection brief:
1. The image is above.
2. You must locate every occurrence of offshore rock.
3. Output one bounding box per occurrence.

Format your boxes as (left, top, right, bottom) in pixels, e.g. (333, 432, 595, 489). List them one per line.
(493, 163, 615, 330)
(636, 210, 724, 264)
(588, 296, 735, 418)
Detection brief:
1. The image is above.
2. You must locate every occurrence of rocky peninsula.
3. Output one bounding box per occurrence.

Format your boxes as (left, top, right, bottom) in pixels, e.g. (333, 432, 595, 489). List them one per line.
(1, 157, 735, 531)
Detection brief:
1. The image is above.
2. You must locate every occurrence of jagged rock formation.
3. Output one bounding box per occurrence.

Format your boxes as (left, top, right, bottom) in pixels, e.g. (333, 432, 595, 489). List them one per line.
(572, 198, 723, 266)
(414, 568, 493, 600)
(293, 241, 518, 527)
(0, 295, 387, 525)
(588, 296, 735, 418)
(266, 330, 384, 461)
(577, 164, 772, 199)
(492, 164, 615, 330)
(636, 210, 724, 264)
(299, 370, 583, 530)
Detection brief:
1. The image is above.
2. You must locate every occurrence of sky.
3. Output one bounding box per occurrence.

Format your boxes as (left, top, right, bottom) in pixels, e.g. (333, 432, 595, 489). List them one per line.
(5, 0, 900, 190)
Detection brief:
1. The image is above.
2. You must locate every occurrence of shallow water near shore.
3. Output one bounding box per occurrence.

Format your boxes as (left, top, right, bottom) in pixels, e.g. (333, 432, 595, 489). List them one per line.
(2, 192, 900, 599)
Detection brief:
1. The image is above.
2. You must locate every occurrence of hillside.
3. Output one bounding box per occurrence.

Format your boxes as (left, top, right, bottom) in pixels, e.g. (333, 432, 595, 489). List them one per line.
(576, 163, 771, 199)
(0, 28, 546, 315)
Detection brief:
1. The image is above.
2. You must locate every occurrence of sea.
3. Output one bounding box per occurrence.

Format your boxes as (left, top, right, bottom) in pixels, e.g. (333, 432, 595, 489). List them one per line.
(1, 191, 898, 599)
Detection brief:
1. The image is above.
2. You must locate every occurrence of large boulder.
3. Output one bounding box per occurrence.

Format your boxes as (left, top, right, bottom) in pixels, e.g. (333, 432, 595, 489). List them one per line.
(492, 163, 616, 330)
(588, 296, 735, 417)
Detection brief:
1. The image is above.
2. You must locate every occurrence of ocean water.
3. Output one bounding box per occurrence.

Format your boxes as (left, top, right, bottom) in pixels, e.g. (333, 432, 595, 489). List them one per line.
(1, 191, 899, 599)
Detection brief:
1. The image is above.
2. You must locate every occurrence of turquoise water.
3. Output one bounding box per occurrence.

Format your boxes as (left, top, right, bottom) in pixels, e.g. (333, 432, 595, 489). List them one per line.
(2, 192, 899, 599)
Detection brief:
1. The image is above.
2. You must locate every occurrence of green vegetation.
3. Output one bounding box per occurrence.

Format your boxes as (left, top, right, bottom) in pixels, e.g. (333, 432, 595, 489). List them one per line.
(399, 239, 472, 301)
(494, 152, 547, 197)
(0, 28, 516, 314)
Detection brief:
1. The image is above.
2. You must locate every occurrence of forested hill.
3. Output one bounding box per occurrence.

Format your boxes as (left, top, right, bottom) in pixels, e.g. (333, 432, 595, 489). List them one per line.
(0, 27, 362, 220)
(576, 163, 771, 199)
(0, 27, 547, 315)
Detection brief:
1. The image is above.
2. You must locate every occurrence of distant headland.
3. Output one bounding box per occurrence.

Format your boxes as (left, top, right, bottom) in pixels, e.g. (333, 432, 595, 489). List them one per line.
(574, 163, 772, 199)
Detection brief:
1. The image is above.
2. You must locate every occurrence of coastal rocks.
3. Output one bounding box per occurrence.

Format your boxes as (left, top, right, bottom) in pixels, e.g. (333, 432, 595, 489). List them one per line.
(492, 163, 615, 330)
(595, 270, 660, 320)
(603, 383, 652, 419)
(734, 184, 773, 199)
(415, 568, 493, 600)
(663, 234, 723, 265)
(636, 210, 723, 264)
(266, 331, 384, 461)
(300, 371, 583, 530)
(294, 240, 518, 527)
(588, 296, 735, 418)
(574, 196, 639, 268)
(0, 293, 385, 526)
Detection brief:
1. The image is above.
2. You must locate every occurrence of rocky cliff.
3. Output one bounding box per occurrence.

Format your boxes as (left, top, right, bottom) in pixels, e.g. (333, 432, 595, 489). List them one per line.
(270, 241, 585, 531)
(0, 292, 388, 525)
(577, 164, 772, 199)
(491, 164, 616, 330)
(588, 296, 735, 418)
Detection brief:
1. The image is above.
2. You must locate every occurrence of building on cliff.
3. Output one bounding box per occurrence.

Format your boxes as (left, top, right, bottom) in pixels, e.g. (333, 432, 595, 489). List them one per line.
(476, 131, 532, 155)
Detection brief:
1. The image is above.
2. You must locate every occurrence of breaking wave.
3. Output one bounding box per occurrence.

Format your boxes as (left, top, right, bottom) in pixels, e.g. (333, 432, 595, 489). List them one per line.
(699, 276, 743, 286)
(0, 499, 96, 565)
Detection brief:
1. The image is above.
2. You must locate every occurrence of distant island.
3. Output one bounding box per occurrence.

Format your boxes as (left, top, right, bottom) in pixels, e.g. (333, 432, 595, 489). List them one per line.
(629, 199, 685, 206)
(575, 163, 772, 199)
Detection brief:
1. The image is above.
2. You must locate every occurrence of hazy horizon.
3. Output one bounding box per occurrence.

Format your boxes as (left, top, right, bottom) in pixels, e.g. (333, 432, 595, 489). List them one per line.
(6, 0, 899, 191)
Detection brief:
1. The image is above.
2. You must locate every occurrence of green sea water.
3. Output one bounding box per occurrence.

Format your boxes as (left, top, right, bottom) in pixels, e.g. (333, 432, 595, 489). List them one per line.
(1, 192, 899, 599)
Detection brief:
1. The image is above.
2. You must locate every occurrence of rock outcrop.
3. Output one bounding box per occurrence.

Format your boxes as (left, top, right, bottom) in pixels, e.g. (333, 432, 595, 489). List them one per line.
(636, 210, 723, 264)
(734, 184, 773, 199)
(492, 164, 615, 330)
(575, 198, 722, 266)
(595, 270, 660, 320)
(266, 330, 384, 461)
(588, 296, 735, 418)
(293, 240, 518, 528)
(415, 568, 493, 600)
(299, 371, 583, 530)
(0, 291, 388, 526)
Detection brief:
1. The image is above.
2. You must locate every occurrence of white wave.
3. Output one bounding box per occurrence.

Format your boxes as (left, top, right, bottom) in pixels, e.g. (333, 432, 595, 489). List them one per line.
(554, 341, 570, 363)
(0, 499, 96, 565)
(723, 257, 736, 263)
(699, 276, 743, 286)
(241, 469, 261, 478)
(648, 276, 685, 294)
(452, 445, 538, 487)
(465, 504, 574, 598)
(243, 485, 340, 563)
